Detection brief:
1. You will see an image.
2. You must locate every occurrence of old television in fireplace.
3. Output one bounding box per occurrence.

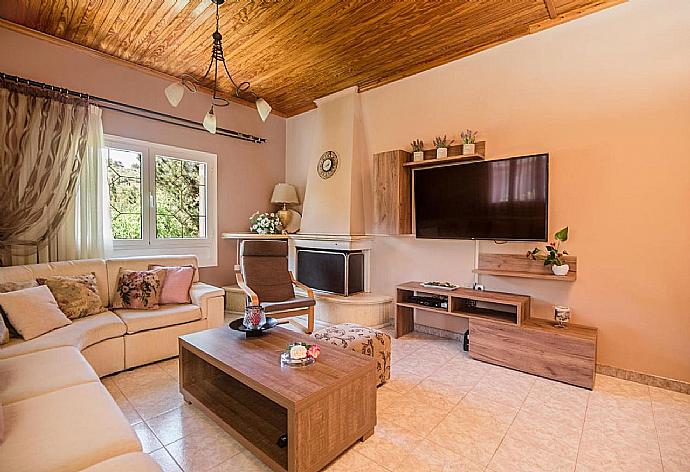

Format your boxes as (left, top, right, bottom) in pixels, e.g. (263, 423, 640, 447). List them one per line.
(414, 154, 549, 241)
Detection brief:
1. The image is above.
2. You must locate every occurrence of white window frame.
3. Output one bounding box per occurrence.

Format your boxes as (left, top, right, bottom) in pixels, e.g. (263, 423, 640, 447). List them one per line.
(104, 135, 218, 267)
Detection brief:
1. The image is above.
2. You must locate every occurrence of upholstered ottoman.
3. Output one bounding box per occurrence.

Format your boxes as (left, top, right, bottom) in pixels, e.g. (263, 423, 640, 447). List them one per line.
(312, 323, 391, 386)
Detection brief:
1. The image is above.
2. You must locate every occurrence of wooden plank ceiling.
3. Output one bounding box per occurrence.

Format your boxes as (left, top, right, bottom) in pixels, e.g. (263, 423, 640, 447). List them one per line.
(0, 0, 622, 117)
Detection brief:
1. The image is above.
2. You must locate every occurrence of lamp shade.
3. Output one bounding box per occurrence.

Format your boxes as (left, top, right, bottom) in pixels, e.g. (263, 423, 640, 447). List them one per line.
(271, 183, 299, 204)
(164, 81, 185, 107)
(256, 98, 272, 122)
(203, 107, 217, 134)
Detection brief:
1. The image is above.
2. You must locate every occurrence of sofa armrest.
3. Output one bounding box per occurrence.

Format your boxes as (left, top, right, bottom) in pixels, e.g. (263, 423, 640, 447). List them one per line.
(190, 282, 225, 321)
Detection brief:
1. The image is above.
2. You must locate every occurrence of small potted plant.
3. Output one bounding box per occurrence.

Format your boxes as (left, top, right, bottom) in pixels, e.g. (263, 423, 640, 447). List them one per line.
(461, 129, 478, 155)
(433, 135, 453, 159)
(411, 139, 424, 162)
(526, 227, 570, 276)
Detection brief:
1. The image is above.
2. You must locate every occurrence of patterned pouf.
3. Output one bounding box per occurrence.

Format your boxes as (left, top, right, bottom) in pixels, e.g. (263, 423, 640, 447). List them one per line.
(312, 323, 391, 386)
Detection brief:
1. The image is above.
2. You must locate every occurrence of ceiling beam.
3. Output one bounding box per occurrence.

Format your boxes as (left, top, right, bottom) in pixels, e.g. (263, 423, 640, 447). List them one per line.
(544, 0, 558, 19)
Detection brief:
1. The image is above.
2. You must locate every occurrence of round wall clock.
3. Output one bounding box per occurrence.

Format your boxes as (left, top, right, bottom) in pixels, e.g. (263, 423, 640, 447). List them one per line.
(317, 151, 338, 179)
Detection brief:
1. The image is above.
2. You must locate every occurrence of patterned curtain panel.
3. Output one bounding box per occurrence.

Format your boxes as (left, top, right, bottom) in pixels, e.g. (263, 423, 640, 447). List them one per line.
(0, 79, 89, 265)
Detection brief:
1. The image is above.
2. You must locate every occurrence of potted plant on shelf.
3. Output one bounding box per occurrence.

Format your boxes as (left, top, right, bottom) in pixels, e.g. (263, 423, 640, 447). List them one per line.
(433, 135, 453, 159)
(526, 227, 570, 276)
(411, 139, 424, 162)
(249, 211, 283, 234)
(461, 129, 478, 155)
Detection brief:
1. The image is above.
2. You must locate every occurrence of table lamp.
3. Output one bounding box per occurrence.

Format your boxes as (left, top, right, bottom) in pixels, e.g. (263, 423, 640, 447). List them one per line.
(271, 183, 299, 229)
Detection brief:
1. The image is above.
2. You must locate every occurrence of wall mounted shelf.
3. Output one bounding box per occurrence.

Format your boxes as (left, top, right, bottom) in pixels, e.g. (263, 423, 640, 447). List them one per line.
(402, 153, 484, 169)
(474, 253, 577, 282)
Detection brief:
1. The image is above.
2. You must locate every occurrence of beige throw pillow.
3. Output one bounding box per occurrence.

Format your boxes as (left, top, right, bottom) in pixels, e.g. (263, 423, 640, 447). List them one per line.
(37, 273, 106, 319)
(0, 285, 71, 340)
(0, 317, 8, 345)
(0, 280, 39, 340)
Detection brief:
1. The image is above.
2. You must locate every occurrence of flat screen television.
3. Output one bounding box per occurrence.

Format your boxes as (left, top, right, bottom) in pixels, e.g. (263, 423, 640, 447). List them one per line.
(414, 154, 548, 241)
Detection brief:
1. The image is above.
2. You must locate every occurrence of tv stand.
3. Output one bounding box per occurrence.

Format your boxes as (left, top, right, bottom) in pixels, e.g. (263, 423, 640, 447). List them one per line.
(395, 281, 598, 389)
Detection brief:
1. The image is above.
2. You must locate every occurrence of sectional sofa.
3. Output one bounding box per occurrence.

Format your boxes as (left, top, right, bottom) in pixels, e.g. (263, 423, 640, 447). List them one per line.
(0, 255, 225, 471)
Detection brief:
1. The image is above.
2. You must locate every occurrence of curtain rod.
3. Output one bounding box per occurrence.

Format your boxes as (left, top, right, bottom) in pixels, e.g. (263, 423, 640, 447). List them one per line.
(0, 72, 266, 144)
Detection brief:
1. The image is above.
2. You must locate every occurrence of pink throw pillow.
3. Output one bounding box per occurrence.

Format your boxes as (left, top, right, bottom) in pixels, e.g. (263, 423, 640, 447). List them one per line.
(149, 265, 195, 304)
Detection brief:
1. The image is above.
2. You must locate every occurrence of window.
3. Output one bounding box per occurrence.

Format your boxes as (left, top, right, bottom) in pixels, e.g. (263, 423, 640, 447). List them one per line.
(104, 136, 217, 266)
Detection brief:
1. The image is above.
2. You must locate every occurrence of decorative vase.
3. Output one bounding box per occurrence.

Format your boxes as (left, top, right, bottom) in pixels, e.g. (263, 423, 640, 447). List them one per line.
(552, 264, 570, 276)
(413, 151, 424, 162)
(462, 143, 476, 155)
(554, 305, 571, 328)
(243, 305, 266, 330)
(436, 147, 448, 159)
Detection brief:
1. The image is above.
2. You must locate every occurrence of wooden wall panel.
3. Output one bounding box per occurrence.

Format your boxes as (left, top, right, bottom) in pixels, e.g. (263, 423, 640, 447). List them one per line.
(373, 150, 411, 235)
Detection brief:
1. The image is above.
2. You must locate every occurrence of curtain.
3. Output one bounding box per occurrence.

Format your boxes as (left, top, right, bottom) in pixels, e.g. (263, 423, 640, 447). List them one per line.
(56, 105, 112, 261)
(0, 79, 89, 265)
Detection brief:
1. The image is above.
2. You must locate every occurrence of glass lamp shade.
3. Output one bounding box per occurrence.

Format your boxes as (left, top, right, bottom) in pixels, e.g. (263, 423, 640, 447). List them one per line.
(255, 98, 272, 122)
(164, 81, 185, 107)
(271, 183, 299, 204)
(203, 107, 217, 134)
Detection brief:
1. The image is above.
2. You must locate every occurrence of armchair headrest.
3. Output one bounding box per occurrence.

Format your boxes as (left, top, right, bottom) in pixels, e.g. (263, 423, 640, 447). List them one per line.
(240, 240, 288, 257)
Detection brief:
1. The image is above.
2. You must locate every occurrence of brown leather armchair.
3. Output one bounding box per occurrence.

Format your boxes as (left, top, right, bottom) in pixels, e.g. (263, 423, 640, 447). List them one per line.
(235, 240, 315, 333)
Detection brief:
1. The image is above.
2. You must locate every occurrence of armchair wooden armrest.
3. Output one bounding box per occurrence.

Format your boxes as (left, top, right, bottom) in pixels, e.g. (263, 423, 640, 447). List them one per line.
(235, 271, 259, 305)
(290, 272, 315, 298)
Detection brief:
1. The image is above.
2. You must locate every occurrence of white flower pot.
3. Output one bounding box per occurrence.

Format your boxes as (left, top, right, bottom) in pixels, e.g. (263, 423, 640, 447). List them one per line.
(462, 143, 476, 155)
(436, 147, 448, 159)
(552, 264, 570, 276)
(413, 151, 424, 162)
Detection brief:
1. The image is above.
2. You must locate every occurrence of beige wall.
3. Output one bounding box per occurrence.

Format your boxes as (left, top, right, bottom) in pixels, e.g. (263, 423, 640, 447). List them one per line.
(286, 0, 690, 382)
(0, 27, 286, 288)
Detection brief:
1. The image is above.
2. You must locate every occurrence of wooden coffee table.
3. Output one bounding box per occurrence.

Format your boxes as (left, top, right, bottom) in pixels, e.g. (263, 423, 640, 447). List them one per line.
(178, 327, 377, 472)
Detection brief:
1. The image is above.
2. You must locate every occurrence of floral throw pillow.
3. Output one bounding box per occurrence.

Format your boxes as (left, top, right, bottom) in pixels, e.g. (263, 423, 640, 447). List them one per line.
(36, 273, 106, 320)
(112, 268, 166, 310)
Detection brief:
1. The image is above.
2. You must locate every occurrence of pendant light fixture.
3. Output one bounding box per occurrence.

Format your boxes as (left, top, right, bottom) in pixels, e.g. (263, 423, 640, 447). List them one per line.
(164, 0, 272, 132)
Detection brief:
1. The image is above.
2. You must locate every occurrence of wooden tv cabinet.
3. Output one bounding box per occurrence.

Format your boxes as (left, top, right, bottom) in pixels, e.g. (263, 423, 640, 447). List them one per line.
(395, 281, 598, 389)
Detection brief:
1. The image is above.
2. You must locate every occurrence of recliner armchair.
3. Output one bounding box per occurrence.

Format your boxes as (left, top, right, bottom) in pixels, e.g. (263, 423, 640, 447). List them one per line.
(235, 240, 315, 333)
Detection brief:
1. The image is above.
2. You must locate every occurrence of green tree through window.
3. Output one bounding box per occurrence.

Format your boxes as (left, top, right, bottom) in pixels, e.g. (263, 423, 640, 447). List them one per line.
(106, 148, 142, 239)
(155, 155, 206, 239)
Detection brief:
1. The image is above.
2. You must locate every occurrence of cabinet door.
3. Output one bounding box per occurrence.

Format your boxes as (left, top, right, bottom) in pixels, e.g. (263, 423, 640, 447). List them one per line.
(373, 150, 411, 235)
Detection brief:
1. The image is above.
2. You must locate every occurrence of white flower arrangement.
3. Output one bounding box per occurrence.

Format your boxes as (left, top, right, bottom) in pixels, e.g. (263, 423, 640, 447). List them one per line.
(249, 211, 283, 234)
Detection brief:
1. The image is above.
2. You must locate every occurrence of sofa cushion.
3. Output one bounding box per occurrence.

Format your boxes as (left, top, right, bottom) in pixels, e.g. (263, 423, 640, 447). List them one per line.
(261, 296, 316, 313)
(0, 311, 126, 360)
(106, 256, 199, 306)
(0, 285, 72, 340)
(0, 346, 99, 404)
(114, 304, 202, 334)
(79, 452, 162, 472)
(0, 382, 141, 472)
(0, 280, 40, 339)
(37, 273, 106, 319)
(0, 259, 109, 308)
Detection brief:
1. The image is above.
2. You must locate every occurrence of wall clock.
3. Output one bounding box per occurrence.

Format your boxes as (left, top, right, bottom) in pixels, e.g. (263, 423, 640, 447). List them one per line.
(317, 151, 338, 179)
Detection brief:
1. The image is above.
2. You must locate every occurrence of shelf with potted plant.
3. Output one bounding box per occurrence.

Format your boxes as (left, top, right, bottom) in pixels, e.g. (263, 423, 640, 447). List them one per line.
(402, 140, 486, 168)
(473, 228, 577, 281)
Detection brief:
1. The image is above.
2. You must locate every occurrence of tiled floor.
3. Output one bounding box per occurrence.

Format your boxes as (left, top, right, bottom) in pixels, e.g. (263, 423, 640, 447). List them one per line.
(103, 327, 690, 472)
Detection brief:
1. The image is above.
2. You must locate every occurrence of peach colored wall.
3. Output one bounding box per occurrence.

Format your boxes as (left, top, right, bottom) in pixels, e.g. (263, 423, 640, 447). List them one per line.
(287, 1, 690, 382)
(0, 27, 286, 288)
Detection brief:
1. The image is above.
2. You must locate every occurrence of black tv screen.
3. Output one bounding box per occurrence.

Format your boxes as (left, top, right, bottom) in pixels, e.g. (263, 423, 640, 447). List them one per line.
(414, 154, 548, 240)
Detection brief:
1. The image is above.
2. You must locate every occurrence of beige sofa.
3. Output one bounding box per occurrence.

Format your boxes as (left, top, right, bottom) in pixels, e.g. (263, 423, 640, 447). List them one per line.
(0, 346, 161, 472)
(0, 255, 225, 376)
(0, 255, 225, 471)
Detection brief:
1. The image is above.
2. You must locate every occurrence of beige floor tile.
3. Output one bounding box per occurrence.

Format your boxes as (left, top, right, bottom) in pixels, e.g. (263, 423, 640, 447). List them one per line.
(102, 377, 143, 425)
(522, 377, 590, 416)
(385, 364, 427, 394)
(464, 371, 535, 409)
(380, 392, 453, 436)
(376, 384, 404, 412)
(428, 397, 517, 466)
(112, 363, 173, 391)
(166, 429, 244, 472)
(122, 381, 186, 420)
(149, 448, 183, 472)
(159, 357, 180, 379)
(355, 418, 423, 470)
(134, 422, 164, 453)
(323, 448, 389, 472)
(489, 434, 575, 472)
(146, 404, 218, 445)
(206, 449, 272, 472)
(394, 439, 485, 472)
(504, 406, 582, 462)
